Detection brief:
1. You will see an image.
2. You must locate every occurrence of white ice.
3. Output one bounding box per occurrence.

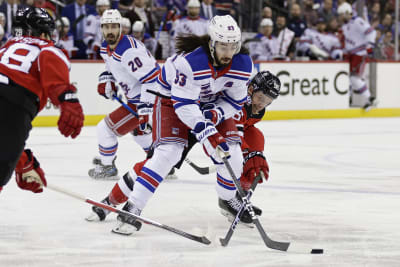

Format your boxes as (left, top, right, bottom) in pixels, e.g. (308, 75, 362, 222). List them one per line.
(1, 117, 400, 267)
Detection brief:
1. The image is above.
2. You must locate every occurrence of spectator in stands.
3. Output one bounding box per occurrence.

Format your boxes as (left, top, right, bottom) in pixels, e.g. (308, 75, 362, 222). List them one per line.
(326, 15, 339, 34)
(273, 14, 295, 60)
(261, 6, 272, 20)
(0, 0, 23, 37)
(318, 0, 334, 22)
(378, 13, 393, 33)
(56, 17, 79, 59)
(287, 3, 307, 39)
(368, 2, 381, 28)
(252, 18, 278, 61)
(169, 0, 208, 55)
(121, 17, 132, 35)
(83, 0, 109, 60)
(0, 25, 6, 47)
(125, 0, 156, 37)
(200, 0, 216, 20)
(214, 0, 238, 19)
(0, 12, 5, 30)
(61, 0, 97, 59)
(376, 30, 394, 60)
(302, 0, 318, 27)
(132, 20, 163, 59)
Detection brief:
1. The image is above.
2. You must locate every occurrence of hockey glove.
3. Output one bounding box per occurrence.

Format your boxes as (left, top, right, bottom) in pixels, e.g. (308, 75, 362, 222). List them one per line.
(192, 121, 229, 160)
(48, 84, 84, 139)
(241, 151, 269, 191)
(15, 149, 47, 193)
(201, 103, 224, 125)
(58, 87, 84, 138)
(137, 103, 153, 132)
(98, 71, 117, 99)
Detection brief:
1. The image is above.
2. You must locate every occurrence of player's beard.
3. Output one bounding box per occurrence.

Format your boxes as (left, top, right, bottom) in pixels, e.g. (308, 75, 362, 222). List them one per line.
(106, 33, 118, 45)
(215, 53, 232, 67)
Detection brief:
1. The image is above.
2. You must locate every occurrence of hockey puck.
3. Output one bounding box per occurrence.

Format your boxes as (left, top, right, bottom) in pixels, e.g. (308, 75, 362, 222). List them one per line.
(310, 249, 324, 254)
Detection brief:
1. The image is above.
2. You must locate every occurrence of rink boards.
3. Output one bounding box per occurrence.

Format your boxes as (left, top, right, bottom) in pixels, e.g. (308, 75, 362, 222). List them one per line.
(33, 60, 400, 126)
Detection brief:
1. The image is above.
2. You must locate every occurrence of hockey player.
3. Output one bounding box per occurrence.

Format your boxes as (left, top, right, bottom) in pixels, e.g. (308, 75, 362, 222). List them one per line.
(338, 2, 377, 110)
(88, 9, 159, 180)
(84, 0, 110, 60)
(296, 17, 343, 60)
(169, 0, 208, 55)
(0, 8, 84, 194)
(86, 15, 256, 234)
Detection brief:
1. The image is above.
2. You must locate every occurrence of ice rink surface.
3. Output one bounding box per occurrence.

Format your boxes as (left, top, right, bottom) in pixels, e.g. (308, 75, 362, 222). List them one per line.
(1, 117, 400, 267)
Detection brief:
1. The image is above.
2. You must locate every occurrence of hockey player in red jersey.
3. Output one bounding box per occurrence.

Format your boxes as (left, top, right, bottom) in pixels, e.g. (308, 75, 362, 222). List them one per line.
(235, 71, 280, 192)
(0, 8, 84, 194)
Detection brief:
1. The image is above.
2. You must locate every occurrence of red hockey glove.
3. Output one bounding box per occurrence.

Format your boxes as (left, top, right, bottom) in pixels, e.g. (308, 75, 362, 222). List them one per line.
(15, 149, 47, 193)
(192, 121, 229, 161)
(48, 84, 85, 138)
(137, 103, 153, 132)
(97, 71, 117, 99)
(202, 103, 224, 125)
(241, 151, 269, 191)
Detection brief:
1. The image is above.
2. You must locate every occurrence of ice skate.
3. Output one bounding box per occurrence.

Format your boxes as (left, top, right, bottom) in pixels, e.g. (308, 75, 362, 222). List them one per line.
(88, 157, 119, 180)
(85, 196, 115, 222)
(165, 168, 178, 180)
(112, 201, 142, 235)
(363, 97, 378, 112)
(218, 193, 262, 226)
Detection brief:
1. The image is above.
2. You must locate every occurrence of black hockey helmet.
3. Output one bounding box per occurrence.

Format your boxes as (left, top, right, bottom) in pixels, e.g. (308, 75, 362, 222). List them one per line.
(14, 7, 55, 37)
(249, 71, 281, 99)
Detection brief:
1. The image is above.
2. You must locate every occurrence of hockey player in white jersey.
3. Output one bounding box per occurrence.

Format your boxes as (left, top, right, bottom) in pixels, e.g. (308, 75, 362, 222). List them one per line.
(88, 9, 159, 179)
(84, 0, 110, 59)
(86, 15, 255, 235)
(338, 2, 377, 110)
(169, 0, 208, 55)
(296, 17, 343, 60)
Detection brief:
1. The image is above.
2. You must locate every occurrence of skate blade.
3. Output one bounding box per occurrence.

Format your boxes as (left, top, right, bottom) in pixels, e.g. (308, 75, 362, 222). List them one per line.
(220, 209, 254, 228)
(165, 174, 178, 180)
(89, 175, 120, 181)
(111, 222, 138, 235)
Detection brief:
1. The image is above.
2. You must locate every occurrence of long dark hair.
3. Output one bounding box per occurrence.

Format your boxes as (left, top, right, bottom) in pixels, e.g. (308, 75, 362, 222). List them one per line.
(175, 34, 249, 59)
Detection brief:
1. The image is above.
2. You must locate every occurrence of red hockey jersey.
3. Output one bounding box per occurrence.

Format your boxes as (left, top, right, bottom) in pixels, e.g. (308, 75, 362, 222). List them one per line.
(0, 36, 71, 111)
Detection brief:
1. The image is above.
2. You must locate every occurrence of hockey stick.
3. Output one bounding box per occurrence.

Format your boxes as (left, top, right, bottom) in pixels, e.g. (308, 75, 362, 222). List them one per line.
(217, 148, 290, 251)
(46, 183, 211, 245)
(184, 158, 216, 175)
(220, 174, 261, 246)
(112, 95, 138, 117)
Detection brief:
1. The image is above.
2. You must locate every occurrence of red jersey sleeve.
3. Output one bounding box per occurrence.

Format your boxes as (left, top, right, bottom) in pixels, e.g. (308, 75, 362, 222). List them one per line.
(38, 47, 71, 107)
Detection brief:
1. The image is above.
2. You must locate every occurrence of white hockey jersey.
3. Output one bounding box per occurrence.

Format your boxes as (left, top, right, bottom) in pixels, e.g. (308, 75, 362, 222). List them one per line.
(84, 14, 103, 57)
(341, 16, 376, 56)
(275, 27, 295, 58)
(254, 36, 279, 61)
(170, 16, 208, 55)
(100, 35, 160, 104)
(157, 47, 253, 129)
(297, 28, 342, 59)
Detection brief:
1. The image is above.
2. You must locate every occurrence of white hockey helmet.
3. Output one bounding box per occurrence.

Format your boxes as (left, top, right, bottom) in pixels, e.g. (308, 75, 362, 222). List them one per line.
(208, 15, 241, 54)
(121, 17, 131, 29)
(337, 2, 352, 15)
(96, 0, 110, 6)
(132, 20, 144, 32)
(101, 9, 122, 25)
(187, 0, 200, 8)
(56, 17, 70, 28)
